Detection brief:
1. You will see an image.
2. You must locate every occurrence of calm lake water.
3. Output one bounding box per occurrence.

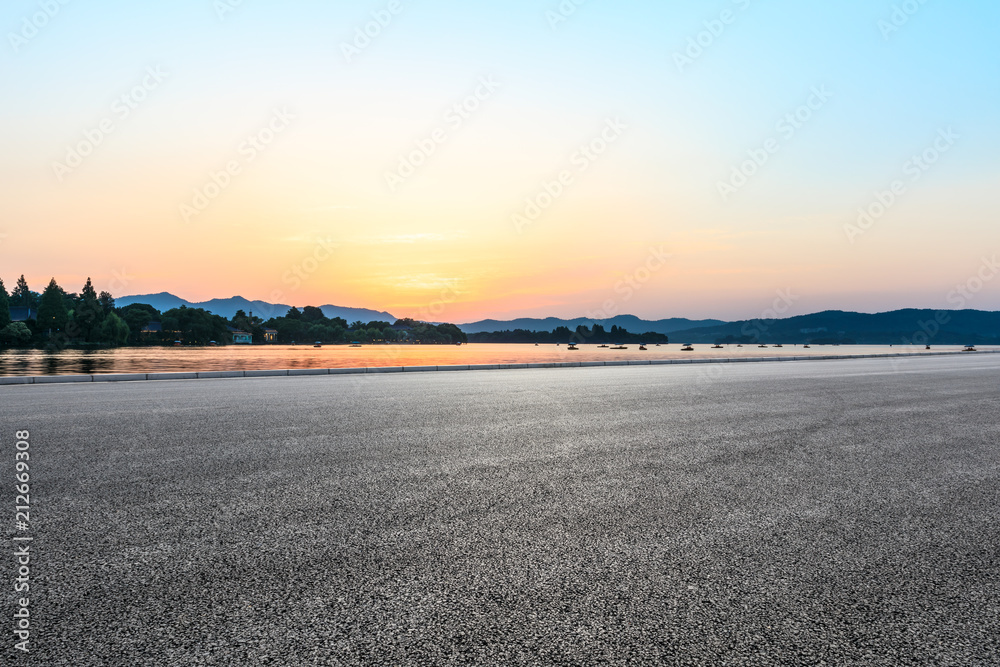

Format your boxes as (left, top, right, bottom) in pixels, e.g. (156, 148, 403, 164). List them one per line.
(0, 343, 988, 376)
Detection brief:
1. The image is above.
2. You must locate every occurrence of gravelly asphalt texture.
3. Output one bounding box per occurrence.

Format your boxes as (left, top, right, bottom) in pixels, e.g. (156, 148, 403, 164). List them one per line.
(2, 354, 999, 666)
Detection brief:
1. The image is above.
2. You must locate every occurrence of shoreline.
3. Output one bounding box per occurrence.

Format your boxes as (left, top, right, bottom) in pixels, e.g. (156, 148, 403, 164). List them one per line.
(1, 348, 995, 386)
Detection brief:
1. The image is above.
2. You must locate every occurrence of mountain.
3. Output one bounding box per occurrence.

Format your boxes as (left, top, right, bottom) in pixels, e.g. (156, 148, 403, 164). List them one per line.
(116, 293, 396, 323)
(666, 309, 1000, 345)
(457, 315, 726, 335)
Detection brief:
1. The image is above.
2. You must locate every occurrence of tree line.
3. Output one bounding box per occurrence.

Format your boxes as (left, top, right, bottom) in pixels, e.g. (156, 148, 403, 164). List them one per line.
(0, 275, 467, 348)
(468, 324, 669, 345)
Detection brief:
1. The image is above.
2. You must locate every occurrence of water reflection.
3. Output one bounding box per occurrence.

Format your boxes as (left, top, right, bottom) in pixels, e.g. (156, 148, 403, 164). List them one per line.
(0, 343, 987, 377)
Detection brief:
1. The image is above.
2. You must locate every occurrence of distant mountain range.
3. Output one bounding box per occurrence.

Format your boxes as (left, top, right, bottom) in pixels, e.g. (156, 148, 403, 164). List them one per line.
(113, 295, 1000, 345)
(457, 315, 726, 335)
(116, 293, 395, 323)
(666, 309, 1000, 345)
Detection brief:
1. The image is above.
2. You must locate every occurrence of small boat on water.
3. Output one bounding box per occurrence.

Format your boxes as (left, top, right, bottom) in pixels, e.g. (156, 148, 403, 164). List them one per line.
(597, 344, 609, 348)
(681, 344, 694, 351)
(736, 344, 743, 347)
(638, 345, 647, 351)
(610, 345, 628, 350)
(349, 341, 362, 347)
(173, 340, 182, 346)
(313, 342, 322, 348)
(963, 345, 977, 352)
(568, 344, 579, 350)
(535, 343, 539, 346)
(711, 344, 723, 349)
(803, 344, 811, 349)
(773, 344, 783, 348)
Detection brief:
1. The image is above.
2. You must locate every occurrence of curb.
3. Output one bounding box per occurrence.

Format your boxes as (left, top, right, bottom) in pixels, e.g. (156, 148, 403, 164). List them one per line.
(0, 349, 995, 386)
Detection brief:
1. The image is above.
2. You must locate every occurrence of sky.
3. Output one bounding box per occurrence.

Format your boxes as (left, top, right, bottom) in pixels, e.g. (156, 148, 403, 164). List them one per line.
(2, 0, 998, 323)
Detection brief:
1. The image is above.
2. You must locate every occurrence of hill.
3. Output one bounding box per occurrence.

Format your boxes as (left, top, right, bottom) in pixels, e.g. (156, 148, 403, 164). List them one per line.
(116, 293, 396, 323)
(667, 309, 1000, 345)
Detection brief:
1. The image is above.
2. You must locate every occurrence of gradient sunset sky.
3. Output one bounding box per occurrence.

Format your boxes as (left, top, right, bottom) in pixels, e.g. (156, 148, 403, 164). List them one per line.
(2, 0, 998, 322)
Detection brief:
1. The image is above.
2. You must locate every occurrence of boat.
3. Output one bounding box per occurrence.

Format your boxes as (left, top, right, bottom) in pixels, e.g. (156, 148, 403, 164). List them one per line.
(638, 345, 647, 351)
(349, 341, 362, 347)
(773, 344, 783, 348)
(711, 344, 723, 349)
(803, 344, 810, 349)
(535, 343, 539, 346)
(758, 344, 768, 348)
(208, 341, 217, 346)
(610, 345, 628, 350)
(313, 342, 322, 348)
(173, 340, 182, 346)
(925, 345, 931, 350)
(681, 344, 694, 351)
(963, 345, 977, 352)
(567, 344, 579, 350)
(597, 344, 609, 348)
(736, 344, 743, 347)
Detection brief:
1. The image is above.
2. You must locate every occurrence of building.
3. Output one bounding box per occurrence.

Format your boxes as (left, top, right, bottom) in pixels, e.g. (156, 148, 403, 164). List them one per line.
(227, 326, 252, 344)
(263, 328, 278, 343)
(9, 307, 37, 322)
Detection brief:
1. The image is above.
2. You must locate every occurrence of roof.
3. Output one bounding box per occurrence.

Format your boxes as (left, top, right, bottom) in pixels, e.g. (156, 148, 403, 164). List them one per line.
(9, 307, 36, 322)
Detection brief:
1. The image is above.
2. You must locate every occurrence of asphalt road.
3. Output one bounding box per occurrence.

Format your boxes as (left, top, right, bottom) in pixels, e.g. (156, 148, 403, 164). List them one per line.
(2, 355, 999, 666)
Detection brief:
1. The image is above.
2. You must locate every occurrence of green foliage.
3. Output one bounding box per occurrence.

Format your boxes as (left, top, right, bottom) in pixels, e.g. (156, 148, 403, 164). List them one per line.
(99, 312, 130, 346)
(468, 325, 668, 344)
(12, 275, 34, 308)
(0, 322, 31, 347)
(118, 303, 159, 342)
(75, 277, 105, 342)
(0, 278, 10, 329)
(161, 306, 229, 345)
(37, 278, 68, 332)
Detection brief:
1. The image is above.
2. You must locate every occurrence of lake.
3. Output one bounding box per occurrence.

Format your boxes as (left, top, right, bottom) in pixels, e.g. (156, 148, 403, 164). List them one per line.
(0, 343, 986, 376)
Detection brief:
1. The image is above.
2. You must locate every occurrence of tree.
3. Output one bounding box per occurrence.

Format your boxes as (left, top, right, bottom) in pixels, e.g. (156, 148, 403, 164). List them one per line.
(302, 306, 326, 322)
(0, 322, 31, 347)
(285, 307, 302, 320)
(99, 312, 130, 346)
(12, 275, 31, 308)
(0, 278, 10, 329)
(37, 278, 68, 332)
(75, 277, 105, 342)
(98, 291, 115, 313)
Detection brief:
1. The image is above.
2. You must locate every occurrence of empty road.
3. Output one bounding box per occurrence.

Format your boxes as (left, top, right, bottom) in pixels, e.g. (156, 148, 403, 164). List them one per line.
(2, 355, 999, 665)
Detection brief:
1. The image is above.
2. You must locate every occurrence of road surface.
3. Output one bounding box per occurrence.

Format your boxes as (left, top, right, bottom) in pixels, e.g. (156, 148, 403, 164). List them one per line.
(2, 355, 998, 665)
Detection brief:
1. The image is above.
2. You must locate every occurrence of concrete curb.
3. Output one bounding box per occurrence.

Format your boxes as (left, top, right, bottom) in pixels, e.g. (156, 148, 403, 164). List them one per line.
(1, 349, 995, 386)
